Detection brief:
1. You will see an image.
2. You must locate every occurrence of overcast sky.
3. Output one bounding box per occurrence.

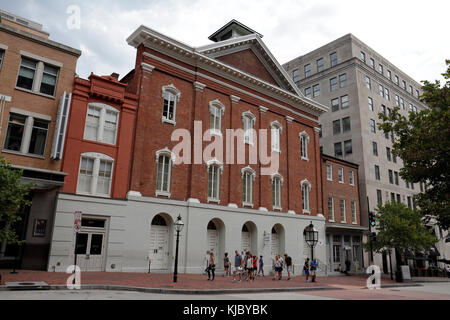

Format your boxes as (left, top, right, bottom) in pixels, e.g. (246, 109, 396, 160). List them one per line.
(1, 0, 448, 83)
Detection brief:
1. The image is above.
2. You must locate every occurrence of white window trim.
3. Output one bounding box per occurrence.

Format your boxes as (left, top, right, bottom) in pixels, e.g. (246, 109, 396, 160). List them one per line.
(340, 199, 346, 223)
(209, 99, 225, 137)
(161, 84, 181, 125)
(83, 102, 120, 145)
(207, 158, 223, 203)
(349, 170, 355, 186)
(299, 131, 310, 161)
(326, 164, 333, 181)
(328, 196, 335, 222)
(241, 110, 256, 145)
(338, 167, 344, 184)
(241, 165, 256, 207)
(155, 147, 176, 197)
(351, 200, 357, 224)
(301, 179, 311, 214)
(76, 152, 114, 198)
(270, 120, 282, 153)
(270, 172, 284, 211)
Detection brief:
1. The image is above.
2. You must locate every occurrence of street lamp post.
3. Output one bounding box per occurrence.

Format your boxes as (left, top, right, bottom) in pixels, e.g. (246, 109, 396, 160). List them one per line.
(173, 215, 184, 283)
(304, 221, 319, 260)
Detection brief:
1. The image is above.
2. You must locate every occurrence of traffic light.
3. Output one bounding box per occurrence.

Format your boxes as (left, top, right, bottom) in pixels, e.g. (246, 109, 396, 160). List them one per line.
(369, 211, 376, 228)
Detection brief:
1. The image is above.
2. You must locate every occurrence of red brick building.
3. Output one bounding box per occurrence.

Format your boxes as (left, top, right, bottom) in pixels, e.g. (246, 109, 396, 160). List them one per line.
(321, 153, 366, 273)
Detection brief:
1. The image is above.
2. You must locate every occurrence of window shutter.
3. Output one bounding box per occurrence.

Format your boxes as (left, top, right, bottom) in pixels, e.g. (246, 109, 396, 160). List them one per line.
(51, 91, 72, 159)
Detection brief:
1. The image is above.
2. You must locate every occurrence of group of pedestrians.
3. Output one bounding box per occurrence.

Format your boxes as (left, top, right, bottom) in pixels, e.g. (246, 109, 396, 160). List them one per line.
(205, 250, 319, 283)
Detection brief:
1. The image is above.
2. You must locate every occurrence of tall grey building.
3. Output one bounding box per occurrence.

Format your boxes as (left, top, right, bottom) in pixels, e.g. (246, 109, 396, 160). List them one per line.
(283, 34, 427, 272)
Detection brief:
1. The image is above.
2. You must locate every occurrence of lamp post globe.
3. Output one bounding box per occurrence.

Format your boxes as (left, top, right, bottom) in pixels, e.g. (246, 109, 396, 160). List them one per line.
(173, 215, 183, 283)
(304, 221, 319, 260)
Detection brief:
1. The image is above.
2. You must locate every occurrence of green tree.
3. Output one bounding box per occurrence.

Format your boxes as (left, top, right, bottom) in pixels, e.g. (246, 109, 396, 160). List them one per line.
(378, 60, 450, 229)
(364, 202, 436, 263)
(0, 157, 33, 247)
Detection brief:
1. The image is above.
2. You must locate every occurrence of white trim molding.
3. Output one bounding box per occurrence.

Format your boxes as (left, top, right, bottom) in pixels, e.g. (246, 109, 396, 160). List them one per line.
(299, 130, 310, 161)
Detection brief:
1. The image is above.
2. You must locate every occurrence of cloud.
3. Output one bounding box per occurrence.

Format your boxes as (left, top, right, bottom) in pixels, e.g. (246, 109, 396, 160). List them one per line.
(1, 0, 448, 82)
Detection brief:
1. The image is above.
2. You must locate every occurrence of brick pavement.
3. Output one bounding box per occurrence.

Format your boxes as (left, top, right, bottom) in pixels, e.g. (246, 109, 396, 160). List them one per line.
(0, 270, 403, 291)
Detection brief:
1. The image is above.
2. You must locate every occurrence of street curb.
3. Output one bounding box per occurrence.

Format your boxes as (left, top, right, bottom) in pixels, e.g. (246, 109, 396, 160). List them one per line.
(412, 280, 450, 284)
(0, 284, 342, 295)
(379, 283, 422, 289)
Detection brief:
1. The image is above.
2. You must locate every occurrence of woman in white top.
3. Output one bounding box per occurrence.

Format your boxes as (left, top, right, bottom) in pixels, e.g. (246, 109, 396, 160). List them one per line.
(246, 252, 254, 281)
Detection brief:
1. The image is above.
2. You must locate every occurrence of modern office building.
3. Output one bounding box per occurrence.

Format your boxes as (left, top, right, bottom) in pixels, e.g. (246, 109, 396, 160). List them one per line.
(0, 9, 81, 269)
(283, 33, 428, 273)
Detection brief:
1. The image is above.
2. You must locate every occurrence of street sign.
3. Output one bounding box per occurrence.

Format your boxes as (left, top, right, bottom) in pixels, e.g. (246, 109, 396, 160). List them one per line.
(74, 211, 82, 232)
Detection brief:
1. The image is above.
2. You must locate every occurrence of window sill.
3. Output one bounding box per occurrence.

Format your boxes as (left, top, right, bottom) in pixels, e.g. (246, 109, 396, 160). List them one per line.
(208, 129, 222, 137)
(82, 138, 117, 147)
(272, 206, 282, 211)
(155, 191, 171, 198)
(75, 191, 111, 198)
(272, 149, 281, 154)
(339, 181, 344, 184)
(329, 219, 335, 223)
(302, 210, 311, 215)
(2, 149, 46, 159)
(15, 86, 55, 100)
(162, 118, 176, 126)
(207, 197, 220, 204)
(243, 202, 253, 208)
(327, 178, 333, 181)
(301, 157, 309, 161)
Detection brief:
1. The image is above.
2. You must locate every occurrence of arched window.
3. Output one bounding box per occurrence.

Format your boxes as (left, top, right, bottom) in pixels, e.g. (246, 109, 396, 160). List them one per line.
(151, 215, 167, 226)
(161, 84, 180, 124)
(84, 103, 119, 145)
(301, 179, 312, 214)
(209, 99, 225, 135)
(207, 220, 217, 230)
(242, 110, 256, 145)
(299, 131, 310, 160)
(155, 147, 175, 197)
(241, 166, 256, 206)
(270, 120, 282, 153)
(271, 172, 284, 210)
(207, 158, 223, 202)
(77, 152, 114, 197)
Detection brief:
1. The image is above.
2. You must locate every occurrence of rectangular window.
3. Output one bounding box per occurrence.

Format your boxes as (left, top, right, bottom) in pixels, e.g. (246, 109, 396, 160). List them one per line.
(317, 58, 324, 72)
(400, 97, 405, 109)
(393, 154, 397, 163)
(326, 164, 333, 181)
(331, 98, 339, 112)
(97, 160, 113, 195)
(28, 118, 49, 156)
(386, 147, 391, 161)
(368, 97, 373, 111)
(378, 64, 383, 74)
(389, 169, 393, 184)
(370, 58, 375, 68)
(271, 126, 281, 152)
(103, 111, 118, 145)
(409, 103, 413, 112)
(394, 171, 399, 185)
(387, 70, 391, 80)
(156, 155, 171, 193)
(328, 197, 335, 221)
(338, 167, 344, 183)
(340, 95, 349, 109)
(351, 200, 357, 223)
(208, 165, 220, 200)
(395, 75, 399, 85)
(391, 192, 395, 202)
(40, 64, 59, 96)
(272, 177, 281, 208)
(3, 113, 26, 152)
(396, 194, 401, 203)
(382, 105, 386, 115)
(365, 76, 371, 89)
(334, 142, 342, 157)
(349, 170, 355, 186)
(372, 141, 378, 156)
(375, 165, 380, 180)
(407, 196, 412, 208)
(305, 87, 312, 98)
(330, 52, 337, 67)
(78, 157, 95, 193)
(402, 80, 406, 89)
(84, 105, 119, 145)
(313, 84, 320, 97)
(385, 88, 390, 100)
(342, 117, 351, 132)
(340, 199, 346, 223)
(360, 51, 365, 62)
(330, 77, 338, 91)
(162, 91, 176, 122)
(293, 69, 300, 82)
(210, 106, 222, 132)
(242, 172, 253, 204)
(339, 73, 347, 87)
(411, 182, 414, 190)
(304, 64, 311, 77)
(370, 119, 376, 133)
(395, 95, 399, 107)
(377, 189, 383, 205)
(0, 50, 4, 71)
(420, 182, 424, 192)
(344, 139, 352, 155)
(333, 119, 341, 135)
(416, 90, 420, 98)
(379, 84, 384, 97)
(16, 57, 37, 91)
(409, 85, 413, 95)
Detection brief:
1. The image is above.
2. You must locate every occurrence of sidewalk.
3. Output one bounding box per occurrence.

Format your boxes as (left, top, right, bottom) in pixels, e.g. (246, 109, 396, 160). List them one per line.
(0, 269, 419, 293)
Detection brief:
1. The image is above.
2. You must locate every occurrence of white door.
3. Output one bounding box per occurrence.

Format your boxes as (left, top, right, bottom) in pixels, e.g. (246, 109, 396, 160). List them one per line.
(207, 229, 218, 254)
(149, 225, 169, 269)
(271, 232, 279, 257)
(241, 231, 250, 253)
(75, 232, 106, 272)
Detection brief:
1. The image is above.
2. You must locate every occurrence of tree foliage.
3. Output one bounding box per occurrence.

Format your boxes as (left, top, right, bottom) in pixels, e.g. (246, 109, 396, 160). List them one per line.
(364, 202, 436, 256)
(378, 60, 450, 229)
(0, 157, 33, 245)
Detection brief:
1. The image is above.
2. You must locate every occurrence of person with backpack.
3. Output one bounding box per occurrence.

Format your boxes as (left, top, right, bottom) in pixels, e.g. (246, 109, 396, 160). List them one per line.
(258, 255, 264, 277)
(284, 253, 293, 280)
(310, 258, 318, 282)
(303, 258, 310, 282)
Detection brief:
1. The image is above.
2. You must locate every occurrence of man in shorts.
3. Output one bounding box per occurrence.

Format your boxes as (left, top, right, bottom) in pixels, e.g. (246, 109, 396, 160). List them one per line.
(232, 250, 243, 283)
(310, 258, 318, 282)
(284, 253, 293, 280)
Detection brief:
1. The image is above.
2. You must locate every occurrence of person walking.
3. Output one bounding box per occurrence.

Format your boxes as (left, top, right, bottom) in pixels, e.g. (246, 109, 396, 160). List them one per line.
(284, 253, 293, 280)
(252, 255, 258, 280)
(303, 258, 310, 282)
(207, 252, 216, 281)
(344, 258, 351, 276)
(310, 258, 318, 282)
(273, 254, 283, 280)
(258, 255, 264, 277)
(224, 252, 230, 277)
(232, 250, 242, 283)
(246, 252, 254, 281)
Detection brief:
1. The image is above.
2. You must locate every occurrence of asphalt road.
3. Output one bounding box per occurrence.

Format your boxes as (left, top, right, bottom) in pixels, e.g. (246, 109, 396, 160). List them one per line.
(1, 282, 449, 300)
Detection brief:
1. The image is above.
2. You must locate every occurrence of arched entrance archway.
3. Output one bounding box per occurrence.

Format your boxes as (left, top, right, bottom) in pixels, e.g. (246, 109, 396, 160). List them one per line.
(149, 214, 173, 270)
(271, 224, 285, 257)
(241, 221, 258, 255)
(206, 218, 225, 263)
